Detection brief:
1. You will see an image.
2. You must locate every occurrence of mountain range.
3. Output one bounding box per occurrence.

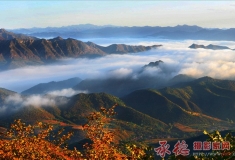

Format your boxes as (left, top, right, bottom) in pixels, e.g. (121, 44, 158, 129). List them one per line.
(16, 75, 235, 125)
(9, 24, 116, 35)
(72, 60, 195, 97)
(0, 28, 37, 40)
(189, 43, 234, 50)
(122, 76, 235, 124)
(73, 74, 195, 97)
(19, 61, 195, 97)
(0, 29, 161, 69)
(21, 77, 82, 95)
(8, 24, 235, 41)
(0, 77, 235, 138)
(1, 76, 235, 147)
(1, 24, 235, 151)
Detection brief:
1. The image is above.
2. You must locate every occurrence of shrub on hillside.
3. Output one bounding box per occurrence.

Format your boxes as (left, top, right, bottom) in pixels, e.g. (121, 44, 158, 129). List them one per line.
(0, 105, 154, 159)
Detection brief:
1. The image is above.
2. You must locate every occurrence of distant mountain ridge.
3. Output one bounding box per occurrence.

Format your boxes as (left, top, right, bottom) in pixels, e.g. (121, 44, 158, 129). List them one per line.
(0, 28, 37, 40)
(9, 24, 116, 34)
(85, 41, 162, 54)
(12, 59, 195, 98)
(8, 24, 235, 41)
(21, 77, 82, 95)
(189, 43, 233, 50)
(149, 27, 235, 41)
(0, 30, 161, 69)
(73, 74, 195, 97)
(71, 60, 195, 97)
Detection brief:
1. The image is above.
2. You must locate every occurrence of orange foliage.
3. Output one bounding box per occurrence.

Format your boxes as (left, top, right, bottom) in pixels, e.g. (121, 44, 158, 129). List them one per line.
(0, 119, 82, 159)
(0, 105, 153, 160)
(82, 105, 126, 159)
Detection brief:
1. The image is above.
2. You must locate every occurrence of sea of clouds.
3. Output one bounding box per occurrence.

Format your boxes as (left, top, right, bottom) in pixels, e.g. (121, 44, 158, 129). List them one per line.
(0, 38, 235, 93)
(0, 38, 235, 113)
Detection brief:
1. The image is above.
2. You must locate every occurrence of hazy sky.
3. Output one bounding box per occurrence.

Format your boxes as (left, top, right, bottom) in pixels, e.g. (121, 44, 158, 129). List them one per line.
(1, 1, 235, 29)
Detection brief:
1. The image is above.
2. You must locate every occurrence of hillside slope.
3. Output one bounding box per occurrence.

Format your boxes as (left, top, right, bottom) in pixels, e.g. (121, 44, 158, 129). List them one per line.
(0, 29, 37, 40)
(22, 77, 82, 95)
(122, 76, 235, 125)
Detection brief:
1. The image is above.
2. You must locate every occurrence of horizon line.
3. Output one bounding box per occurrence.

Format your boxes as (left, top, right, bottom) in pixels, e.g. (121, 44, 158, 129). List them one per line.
(6, 24, 231, 30)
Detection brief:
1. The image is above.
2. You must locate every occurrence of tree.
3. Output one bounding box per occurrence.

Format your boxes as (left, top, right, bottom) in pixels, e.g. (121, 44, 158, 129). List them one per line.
(0, 104, 154, 159)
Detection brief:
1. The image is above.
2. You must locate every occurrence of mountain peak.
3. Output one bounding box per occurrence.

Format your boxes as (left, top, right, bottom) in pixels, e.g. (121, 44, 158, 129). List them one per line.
(53, 36, 63, 40)
(189, 44, 205, 48)
(195, 76, 216, 83)
(144, 60, 164, 68)
(0, 28, 38, 41)
(0, 28, 7, 33)
(189, 43, 231, 50)
(0, 36, 160, 69)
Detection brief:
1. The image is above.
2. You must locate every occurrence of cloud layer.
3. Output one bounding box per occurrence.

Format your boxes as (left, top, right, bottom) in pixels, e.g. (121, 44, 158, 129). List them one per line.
(47, 88, 88, 97)
(0, 94, 57, 115)
(0, 38, 235, 93)
(0, 86, 86, 114)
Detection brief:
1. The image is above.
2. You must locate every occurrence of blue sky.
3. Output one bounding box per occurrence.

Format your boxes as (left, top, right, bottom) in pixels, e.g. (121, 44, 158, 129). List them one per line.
(1, 1, 235, 29)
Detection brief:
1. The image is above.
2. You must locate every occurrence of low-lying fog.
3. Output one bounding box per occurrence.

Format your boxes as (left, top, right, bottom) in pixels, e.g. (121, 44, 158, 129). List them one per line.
(1, 38, 235, 93)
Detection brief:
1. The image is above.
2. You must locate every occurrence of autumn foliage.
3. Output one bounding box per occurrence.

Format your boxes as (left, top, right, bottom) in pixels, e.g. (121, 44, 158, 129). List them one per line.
(0, 105, 154, 159)
(2, 104, 234, 159)
(0, 119, 82, 159)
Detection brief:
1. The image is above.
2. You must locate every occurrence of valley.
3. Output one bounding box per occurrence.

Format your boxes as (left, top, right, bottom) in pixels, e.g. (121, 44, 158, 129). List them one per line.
(2, 1, 235, 159)
(1, 26, 235, 159)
